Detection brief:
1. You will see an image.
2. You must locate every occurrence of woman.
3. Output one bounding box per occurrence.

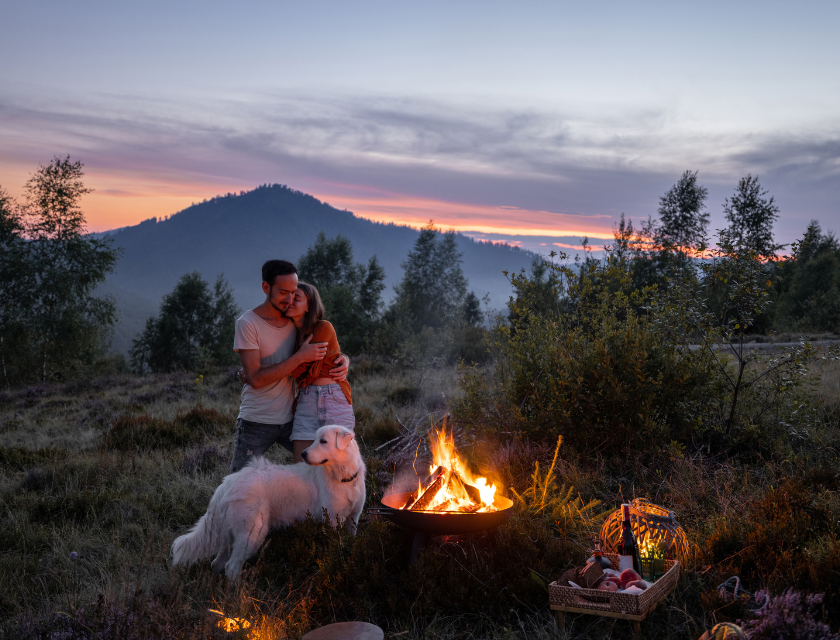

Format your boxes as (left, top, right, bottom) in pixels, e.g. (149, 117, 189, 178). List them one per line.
(284, 282, 354, 462)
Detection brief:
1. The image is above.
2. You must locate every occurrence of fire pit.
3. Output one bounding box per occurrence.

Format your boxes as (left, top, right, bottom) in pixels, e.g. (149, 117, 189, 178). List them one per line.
(369, 426, 514, 563)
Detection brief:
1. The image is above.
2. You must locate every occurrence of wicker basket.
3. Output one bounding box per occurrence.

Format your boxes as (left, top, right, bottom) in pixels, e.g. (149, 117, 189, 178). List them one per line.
(600, 498, 690, 558)
(549, 553, 679, 618)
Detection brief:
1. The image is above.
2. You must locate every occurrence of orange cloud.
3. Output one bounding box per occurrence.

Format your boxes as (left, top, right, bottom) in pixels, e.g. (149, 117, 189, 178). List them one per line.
(552, 242, 605, 251)
(311, 189, 616, 240)
(0, 160, 250, 232)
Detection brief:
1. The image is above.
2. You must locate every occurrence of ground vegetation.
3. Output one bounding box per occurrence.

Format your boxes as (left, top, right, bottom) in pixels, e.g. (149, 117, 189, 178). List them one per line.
(0, 347, 838, 638)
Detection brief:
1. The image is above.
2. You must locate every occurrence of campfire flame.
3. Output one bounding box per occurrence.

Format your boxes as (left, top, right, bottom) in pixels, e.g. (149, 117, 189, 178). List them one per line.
(403, 425, 498, 513)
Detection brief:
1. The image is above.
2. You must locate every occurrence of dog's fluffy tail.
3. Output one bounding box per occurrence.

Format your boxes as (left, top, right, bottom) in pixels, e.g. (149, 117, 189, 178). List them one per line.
(172, 513, 215, 566)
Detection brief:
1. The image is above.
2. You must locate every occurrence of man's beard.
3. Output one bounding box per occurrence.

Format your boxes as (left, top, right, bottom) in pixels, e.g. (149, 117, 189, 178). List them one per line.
(270, 300, 289, 316)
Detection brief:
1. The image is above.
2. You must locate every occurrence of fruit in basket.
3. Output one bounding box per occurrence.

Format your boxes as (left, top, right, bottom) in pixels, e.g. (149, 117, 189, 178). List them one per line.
(597, 580, 618, 591)
(625, 579, 648, 590)
(619, 568, 641, 582)
(619, 568, 642, 587)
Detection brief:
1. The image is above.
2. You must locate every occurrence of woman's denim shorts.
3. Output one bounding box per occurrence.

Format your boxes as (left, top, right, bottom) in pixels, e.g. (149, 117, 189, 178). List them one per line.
(291, 383, 355, 441)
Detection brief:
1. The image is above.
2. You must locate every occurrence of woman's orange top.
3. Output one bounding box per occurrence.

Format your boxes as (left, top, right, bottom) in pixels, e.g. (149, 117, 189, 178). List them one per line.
(291, 320, 352, 405)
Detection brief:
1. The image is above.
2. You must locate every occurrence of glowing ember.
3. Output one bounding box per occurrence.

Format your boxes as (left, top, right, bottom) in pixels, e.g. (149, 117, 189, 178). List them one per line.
(208, 609, 252, 634)
(403, 424, 498, 513)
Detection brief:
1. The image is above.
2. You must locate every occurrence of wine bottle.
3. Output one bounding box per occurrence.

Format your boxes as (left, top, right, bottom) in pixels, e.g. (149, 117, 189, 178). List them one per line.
(618, 504, 642, 574)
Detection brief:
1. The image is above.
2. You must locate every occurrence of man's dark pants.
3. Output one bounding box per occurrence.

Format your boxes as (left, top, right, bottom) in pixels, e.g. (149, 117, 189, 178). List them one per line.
(230, 418, 294, 472)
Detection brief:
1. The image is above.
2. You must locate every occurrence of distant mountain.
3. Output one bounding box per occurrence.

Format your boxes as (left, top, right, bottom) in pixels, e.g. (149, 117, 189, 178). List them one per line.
(99, 184, 538, 353)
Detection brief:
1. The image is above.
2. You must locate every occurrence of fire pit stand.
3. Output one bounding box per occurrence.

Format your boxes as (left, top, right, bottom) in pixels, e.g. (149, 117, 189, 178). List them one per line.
(367, 492, 514, 564)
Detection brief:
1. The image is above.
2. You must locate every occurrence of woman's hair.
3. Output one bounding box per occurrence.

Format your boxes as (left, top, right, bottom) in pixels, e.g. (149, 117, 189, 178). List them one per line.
(296, 282, 325, 339)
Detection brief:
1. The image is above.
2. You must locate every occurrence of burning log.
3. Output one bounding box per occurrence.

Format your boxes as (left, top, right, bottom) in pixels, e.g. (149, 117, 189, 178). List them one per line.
(450, 470, 481, 504)
(409, 474, 445, 511)
(422, 465, 445, 487)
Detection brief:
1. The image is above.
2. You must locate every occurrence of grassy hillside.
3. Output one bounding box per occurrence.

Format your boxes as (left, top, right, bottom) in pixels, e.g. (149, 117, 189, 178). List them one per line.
(2, 356, 839, 639)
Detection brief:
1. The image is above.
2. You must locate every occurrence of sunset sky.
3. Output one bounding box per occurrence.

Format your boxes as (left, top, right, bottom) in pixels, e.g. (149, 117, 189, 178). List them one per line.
(2, 0, 839, 255)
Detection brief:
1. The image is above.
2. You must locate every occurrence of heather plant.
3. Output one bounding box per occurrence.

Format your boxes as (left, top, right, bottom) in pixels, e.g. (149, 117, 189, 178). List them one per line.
(743, 590, 839, 640)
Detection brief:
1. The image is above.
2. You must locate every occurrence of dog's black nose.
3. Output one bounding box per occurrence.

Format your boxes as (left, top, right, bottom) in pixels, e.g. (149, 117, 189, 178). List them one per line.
(301, 450, 308, 461)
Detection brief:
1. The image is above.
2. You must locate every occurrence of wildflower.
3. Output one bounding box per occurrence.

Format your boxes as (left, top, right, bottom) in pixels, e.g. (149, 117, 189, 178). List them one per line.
(69, 551, 78, 561)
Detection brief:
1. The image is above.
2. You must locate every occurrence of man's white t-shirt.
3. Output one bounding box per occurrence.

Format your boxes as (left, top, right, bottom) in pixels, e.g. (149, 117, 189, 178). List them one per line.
(233, 309, 297, 424)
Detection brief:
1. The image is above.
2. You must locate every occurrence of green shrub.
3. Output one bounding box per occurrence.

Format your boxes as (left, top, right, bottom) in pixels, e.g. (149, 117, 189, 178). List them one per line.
(485, 256, 722, 453)
(464, 243, 833, 456)
(347, 358, 388, 381)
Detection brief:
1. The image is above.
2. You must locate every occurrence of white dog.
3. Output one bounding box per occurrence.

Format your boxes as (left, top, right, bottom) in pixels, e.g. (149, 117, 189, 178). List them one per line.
(172, 425, 365, 580)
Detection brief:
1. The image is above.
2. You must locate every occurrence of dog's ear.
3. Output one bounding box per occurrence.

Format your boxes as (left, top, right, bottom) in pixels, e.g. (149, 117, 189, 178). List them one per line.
(335, 428, 354, 450)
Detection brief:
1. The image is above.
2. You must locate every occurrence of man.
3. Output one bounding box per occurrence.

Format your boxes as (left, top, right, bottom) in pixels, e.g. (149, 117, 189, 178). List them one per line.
(231, 259, 349, 471)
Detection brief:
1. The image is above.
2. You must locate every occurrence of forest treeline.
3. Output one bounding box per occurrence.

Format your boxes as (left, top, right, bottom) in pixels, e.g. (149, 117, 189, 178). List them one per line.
(594, 170, 840, 334)
(128, 223, 488, 373)
(1, 158, 838, 387)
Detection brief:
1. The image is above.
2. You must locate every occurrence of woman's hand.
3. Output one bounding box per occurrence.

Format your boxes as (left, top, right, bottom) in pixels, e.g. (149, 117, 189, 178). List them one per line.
(328, 354, 350, 382)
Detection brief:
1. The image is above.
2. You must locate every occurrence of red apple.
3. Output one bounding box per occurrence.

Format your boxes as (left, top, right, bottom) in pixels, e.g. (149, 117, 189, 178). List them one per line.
(597, 580, 618, 591)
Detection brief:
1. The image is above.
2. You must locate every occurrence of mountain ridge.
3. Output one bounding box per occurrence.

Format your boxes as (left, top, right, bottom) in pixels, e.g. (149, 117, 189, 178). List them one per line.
(100, 184, 538, 353)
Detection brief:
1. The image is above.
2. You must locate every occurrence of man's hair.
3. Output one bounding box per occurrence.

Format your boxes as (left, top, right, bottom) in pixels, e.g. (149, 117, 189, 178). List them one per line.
(262, 260, 297, 285)
(295, 282, 325, 339)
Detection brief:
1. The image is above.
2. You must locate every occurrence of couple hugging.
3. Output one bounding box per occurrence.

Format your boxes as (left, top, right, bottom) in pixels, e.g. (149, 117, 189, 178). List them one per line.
(231, 259, 354, 472)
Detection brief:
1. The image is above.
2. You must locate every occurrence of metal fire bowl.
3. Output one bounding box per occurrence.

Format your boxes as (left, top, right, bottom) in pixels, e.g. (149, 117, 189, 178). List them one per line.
(375, 491, 514, 535)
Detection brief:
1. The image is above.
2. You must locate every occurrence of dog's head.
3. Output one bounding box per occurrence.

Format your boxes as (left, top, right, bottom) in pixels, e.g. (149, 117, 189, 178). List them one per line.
(301, 425, 357, 466)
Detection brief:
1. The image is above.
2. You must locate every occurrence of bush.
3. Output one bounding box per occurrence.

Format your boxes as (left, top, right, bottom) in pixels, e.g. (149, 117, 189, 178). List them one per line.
(386, 385, 421, 406)
(461, 242, 835, 456)
(483, 255, 723, 454)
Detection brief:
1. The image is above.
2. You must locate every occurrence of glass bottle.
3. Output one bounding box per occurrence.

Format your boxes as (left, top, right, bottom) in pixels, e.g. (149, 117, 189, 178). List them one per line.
(618, 503, 642, 574)
(586, 538, 612, 569)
